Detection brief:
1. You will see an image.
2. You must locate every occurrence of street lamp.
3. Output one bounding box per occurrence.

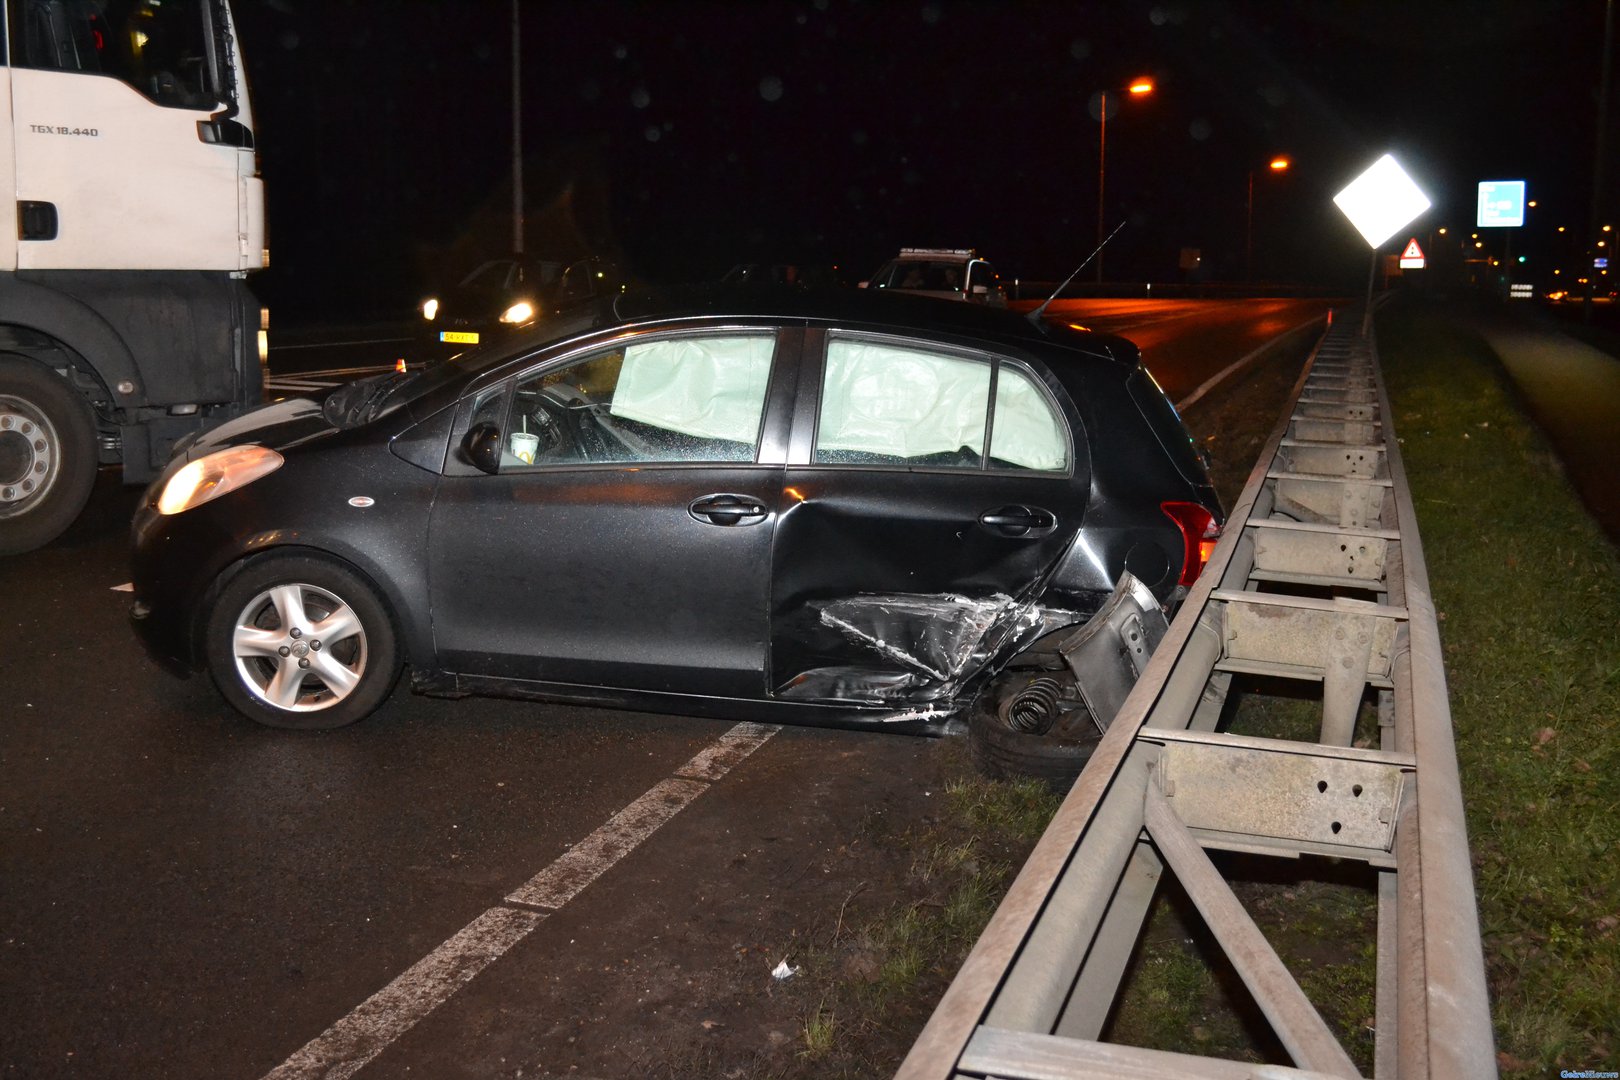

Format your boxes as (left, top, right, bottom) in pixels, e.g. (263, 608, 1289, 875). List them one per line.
(1245, 156, 1290, 284)
(1095, 77, 1153, 283)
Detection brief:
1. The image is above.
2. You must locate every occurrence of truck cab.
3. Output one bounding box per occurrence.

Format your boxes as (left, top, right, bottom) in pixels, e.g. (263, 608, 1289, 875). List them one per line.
(0, 0, 265, 554)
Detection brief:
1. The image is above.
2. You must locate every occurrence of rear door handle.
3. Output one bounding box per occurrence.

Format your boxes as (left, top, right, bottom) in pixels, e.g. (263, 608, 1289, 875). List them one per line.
(979, 504, 1056, 537)
(689, 494, 767, 527)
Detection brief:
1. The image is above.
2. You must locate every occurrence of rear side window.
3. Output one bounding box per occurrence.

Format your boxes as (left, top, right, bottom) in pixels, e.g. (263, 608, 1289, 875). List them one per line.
(991, 365, 1067, 470)
(814, 337, 1069, 472)
(1127, 366, 1209, 485)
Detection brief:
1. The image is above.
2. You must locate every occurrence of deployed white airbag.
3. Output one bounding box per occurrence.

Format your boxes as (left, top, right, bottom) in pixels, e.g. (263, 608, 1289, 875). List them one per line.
(816, 340, 1066, 470)
(816, 340, 989, 460)
(609, 335, 773, 442)
(991, 365, 1068, 471)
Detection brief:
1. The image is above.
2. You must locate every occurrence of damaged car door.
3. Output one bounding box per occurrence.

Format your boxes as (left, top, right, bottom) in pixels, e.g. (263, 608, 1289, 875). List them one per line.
(770, 329, 1091, 709)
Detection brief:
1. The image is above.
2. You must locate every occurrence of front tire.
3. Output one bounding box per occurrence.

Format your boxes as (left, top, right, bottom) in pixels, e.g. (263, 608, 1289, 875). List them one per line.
(0, 355, 98, 556)
(204, 556, 402, 729)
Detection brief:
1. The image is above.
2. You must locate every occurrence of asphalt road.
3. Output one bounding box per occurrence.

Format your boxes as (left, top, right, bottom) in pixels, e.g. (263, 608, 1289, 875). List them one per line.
(0, 298, 1331, 1078)
(1016, 297, 1338, 402)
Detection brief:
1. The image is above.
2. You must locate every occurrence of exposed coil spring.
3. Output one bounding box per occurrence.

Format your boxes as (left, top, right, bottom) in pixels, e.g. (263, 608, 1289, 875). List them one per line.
(1002, 676, 1064, 735)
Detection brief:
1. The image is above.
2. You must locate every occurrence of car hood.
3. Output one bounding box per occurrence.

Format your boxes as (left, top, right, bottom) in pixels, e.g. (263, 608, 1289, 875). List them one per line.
(177, 396, 339, 460)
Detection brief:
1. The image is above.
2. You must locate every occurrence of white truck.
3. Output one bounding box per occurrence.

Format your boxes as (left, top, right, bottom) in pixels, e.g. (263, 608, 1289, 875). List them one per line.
(1, 0, 265, 554)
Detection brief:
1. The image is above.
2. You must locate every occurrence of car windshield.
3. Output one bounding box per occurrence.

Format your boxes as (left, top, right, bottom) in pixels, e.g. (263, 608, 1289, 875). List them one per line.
(324, 306, 610, 428)
(873, 260, 967, 291)
(458, 260, 522, 292)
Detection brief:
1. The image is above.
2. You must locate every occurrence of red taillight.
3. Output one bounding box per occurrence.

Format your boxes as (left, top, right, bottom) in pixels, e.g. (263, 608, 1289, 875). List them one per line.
(1161, 501, 1220, 586)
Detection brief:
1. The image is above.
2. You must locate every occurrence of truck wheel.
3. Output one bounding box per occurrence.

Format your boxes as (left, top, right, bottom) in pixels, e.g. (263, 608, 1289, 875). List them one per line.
(204, 555, 402, 730)
(0, 355, 99, 556)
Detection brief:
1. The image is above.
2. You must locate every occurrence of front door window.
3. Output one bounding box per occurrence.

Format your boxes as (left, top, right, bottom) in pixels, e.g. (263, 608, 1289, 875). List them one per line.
(501, 334, 775, 466)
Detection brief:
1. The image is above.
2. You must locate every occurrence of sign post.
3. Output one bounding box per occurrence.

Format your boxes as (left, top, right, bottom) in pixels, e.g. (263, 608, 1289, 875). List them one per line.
(1333, 154, 1432, 335)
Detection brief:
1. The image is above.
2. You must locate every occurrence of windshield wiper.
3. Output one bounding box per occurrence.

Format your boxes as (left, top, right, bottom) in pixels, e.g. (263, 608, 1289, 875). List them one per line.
(320, 371, 412, 428)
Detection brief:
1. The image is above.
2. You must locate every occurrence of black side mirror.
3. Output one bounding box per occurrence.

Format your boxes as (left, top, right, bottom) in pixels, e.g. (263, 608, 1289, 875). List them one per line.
(461, 423, 502, 475)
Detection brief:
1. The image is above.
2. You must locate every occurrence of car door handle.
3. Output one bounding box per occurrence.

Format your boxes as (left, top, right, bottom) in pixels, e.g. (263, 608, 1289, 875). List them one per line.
(979, 504, 1057, 537)
(689, 494, 768, 526)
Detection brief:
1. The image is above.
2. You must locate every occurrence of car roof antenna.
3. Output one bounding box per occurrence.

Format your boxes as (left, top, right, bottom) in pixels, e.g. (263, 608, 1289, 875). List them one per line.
(1027, 220, 1127, 325)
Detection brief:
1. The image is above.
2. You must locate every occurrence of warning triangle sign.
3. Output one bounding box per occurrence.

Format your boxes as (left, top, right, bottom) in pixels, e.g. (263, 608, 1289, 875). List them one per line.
(1401, 239, 1424, 260)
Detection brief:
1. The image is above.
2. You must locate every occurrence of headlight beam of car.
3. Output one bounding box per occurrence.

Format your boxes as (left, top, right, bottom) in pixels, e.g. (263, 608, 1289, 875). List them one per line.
(156, 445, 284, 516)
(499, 300, 536, 324)
(421, 297, 439, 321)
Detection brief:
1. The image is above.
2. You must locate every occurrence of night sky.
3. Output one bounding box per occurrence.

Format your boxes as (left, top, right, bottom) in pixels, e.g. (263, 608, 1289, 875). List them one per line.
(231, 1, 1618, 323)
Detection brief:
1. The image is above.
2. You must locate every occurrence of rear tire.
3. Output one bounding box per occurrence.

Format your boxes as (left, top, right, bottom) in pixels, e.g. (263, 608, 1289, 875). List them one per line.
(204, 555, 402, 730)
(0, 355, 98, 556)
(968, 672, 1102, 793)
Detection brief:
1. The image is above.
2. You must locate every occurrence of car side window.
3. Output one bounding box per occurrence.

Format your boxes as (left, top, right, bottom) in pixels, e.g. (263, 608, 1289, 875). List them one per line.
(815, 339, 990, 468)
(990, 364, 1069, 471)
(814, 337, 1069, 472)
(501, 333, 775, 468)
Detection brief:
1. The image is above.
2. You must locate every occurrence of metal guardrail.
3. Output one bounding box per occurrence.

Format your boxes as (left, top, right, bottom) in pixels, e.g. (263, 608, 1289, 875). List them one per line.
(898, 312, 1496, 1078)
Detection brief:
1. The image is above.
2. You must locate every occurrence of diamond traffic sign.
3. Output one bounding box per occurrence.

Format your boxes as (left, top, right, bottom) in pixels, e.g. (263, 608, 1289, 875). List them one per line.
(1334, 154, 1432, 249)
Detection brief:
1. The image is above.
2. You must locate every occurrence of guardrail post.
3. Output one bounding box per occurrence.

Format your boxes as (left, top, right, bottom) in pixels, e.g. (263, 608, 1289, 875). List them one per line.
(896, 309, 1496, 1080)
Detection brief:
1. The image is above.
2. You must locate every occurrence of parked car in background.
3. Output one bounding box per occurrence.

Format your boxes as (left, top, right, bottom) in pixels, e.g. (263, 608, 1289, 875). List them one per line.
(418, 255, 628, 357)
(862, 247, 1008, 306)
(130, 287, 1220, 781)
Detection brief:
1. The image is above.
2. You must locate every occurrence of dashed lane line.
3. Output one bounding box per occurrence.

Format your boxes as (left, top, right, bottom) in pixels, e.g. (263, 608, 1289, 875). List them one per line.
(261, 721, 779, 1080)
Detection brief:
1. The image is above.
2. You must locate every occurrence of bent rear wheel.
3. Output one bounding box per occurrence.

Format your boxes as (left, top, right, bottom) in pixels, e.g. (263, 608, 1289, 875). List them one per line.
(968, 669, 1101, 793)
(205, 556, 401, 729)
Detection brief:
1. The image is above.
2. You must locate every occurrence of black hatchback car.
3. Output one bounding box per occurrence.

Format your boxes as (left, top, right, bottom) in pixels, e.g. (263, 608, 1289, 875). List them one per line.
(131, 287, 1220, 773)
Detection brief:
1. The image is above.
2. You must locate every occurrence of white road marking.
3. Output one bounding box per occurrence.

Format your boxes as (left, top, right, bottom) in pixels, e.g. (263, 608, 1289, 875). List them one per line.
(505, 777, 710, 910)
(269, 339, 413, 352)
(265, 379, 339, 390)
(111, 582, 134, 592)
(1175, 314, 1327, 412)
(261, 907, 545, 1080)
(262, 721, 779, 1079)
(672, 720, 781, 781)
(268, 364, 399, 378)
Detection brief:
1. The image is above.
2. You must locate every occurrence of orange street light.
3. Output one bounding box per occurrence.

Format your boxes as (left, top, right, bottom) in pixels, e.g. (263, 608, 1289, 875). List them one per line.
(1097, 77, 1155, 283)
(1247, 155, 1292, 283)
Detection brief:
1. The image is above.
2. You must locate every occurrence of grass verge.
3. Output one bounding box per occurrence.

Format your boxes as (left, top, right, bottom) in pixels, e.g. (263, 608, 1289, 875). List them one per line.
(779, 740, 1059, 1078)
(1377, 297, 1619, 1075)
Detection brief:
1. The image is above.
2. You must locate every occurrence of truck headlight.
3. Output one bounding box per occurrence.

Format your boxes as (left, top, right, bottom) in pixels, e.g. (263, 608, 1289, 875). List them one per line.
(157, 445, 284, 515)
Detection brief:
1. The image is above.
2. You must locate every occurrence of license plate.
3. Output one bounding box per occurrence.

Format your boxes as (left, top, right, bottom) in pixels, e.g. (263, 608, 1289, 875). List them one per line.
(439, 331, 479, 344)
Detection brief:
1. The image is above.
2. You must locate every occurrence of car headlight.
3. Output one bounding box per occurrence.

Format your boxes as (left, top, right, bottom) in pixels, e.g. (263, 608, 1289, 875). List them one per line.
(421, 297, 439, 321)
(499, 300, 535, 324)
(157, 445, 284, 516)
